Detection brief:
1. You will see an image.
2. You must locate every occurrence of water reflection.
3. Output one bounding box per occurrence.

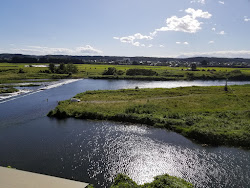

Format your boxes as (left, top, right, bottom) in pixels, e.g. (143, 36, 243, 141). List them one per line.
(43, 119, 250, 188)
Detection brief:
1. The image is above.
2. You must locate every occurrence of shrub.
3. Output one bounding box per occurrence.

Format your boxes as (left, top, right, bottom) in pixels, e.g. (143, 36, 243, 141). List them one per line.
(126, 69, 158, 76)
(103, 67, 117, 75)
(18, 68, 25, 73)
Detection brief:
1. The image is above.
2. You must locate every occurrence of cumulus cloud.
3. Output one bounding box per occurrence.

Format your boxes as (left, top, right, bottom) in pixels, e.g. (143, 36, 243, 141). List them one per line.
(176, 50, 250, 58)
(190, 0, 206, 4)
(114, 8, 211, 46)
(212, 27, 216, 31)
(159, 45, 165, 48)
(218, 1, 225, 4)
(208, 40, 215, 44)
(8, 45, 103, 55)
(155, 8, 211, 34)
(218, 31, 226, 35)
(244, 16, 250, 22)
(113, 33, 153, 47)
(185, 8, 212, 19)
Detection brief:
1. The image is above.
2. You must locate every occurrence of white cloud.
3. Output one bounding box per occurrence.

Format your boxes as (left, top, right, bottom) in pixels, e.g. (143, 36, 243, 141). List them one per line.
(134, 33, 153, 40)
(208, 40, 215, 44)
(133, 42, 141, 47)
(244, 16, 250, 22)
(185, 8, 212, 19)
(148, 44, 153, 48)
(155, 8, 211, 34)
(159, 45, 164, 48)
(156, 15, 202, 33)
(7, 45, 103, 55)
(190, 0, 206, 4)
(212, 27, 216, 31)
(114, 8, 211, 46)
(114, 33, 153, 47)
(218, 1, 225, 4)
(218, 31, 226, 35)
(176, 42, 189, 45)
(176, 50, 250, 58)
(76, 45, 103, 54)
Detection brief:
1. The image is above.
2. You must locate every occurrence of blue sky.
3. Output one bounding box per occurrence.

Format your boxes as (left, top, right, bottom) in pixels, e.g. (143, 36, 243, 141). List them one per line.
(0, 0, 250, 58)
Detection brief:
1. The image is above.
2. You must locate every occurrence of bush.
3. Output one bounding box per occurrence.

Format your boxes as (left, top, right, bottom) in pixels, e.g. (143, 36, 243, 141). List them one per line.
(18, 68, 25, 73)
(126, 69, 158, 76)
(103, 67, 117, 75)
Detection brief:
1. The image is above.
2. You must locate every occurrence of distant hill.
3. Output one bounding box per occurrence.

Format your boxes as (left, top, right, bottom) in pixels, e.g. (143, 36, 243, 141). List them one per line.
(0, 53, 250, 65)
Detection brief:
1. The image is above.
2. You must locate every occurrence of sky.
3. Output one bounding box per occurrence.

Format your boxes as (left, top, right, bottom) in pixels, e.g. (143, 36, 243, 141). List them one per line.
(0, 0, 250, 58)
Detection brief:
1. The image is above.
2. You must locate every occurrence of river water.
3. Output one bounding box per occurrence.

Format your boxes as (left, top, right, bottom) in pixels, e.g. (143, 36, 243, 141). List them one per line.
(0, 79, 250, 188)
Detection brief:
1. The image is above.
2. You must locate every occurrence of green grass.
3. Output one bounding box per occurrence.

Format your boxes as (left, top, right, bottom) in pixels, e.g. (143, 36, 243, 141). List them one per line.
(0, 63, 69, 83)
(110, 174, 193, 188)
(48, 84, 250, 148)
(0, 87, 18, 94)
(1, 62, 250, 83)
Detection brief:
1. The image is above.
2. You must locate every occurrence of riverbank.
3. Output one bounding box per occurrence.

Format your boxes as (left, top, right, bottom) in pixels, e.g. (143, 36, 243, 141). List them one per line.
(0, 86, 18, 94)
(48, 84, 250, 148)
(0, 79, 82, 102)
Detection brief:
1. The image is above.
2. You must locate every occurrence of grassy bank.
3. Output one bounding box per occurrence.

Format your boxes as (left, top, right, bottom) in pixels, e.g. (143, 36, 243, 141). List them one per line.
(110, 174, 193, 188)
(0, 87, 18, 94)
(1, 62, 250, 83)
(0, 85, 19, 94)
(48, 85, 250, 148)
(87, 174, 193, 188)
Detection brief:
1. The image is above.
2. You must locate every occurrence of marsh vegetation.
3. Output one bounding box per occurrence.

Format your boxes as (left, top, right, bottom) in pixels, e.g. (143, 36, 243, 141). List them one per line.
(48, 84, 250, 147)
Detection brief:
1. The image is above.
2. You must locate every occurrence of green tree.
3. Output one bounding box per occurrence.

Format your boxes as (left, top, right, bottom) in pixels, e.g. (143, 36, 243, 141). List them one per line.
(191, 63, 197, 71)
(57, 63, 66, 74)
(66, 64, 78, 74)
(200, 60, 208, 66)
(49, 63, 56, 73)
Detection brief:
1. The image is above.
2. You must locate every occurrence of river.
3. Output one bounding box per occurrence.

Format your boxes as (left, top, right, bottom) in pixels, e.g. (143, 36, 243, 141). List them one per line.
(0, 79, 250, 188)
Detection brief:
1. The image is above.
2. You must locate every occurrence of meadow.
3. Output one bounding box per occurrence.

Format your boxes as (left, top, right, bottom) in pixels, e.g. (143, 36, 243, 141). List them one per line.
(48, 84, 250, 148)
(1, 62, 250, 84)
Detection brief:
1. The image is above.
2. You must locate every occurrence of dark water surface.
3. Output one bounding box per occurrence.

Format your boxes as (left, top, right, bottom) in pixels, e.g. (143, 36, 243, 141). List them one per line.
(0, 79, 250, 188)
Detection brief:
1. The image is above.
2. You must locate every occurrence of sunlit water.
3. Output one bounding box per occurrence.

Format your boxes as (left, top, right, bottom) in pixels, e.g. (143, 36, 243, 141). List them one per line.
(0, 79, 250, 188)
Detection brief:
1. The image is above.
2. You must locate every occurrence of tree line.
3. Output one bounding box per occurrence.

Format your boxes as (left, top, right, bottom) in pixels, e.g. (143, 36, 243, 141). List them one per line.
(47, 63, 78, 74)
(103, 67, 157, 76)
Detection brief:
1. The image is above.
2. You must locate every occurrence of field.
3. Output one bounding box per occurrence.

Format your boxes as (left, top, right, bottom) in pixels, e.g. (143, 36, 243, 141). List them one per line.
(1, 62, 250, 84)
(48, 84, 250, 148)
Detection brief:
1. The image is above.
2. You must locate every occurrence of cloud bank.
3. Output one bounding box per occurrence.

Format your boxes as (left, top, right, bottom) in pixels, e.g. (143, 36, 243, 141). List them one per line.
(5, 45, 103, 55)
(177, 50, 250, 58)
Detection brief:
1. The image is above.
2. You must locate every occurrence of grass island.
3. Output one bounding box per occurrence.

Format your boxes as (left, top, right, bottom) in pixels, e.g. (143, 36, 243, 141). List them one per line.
(48, 84, 250, 148)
